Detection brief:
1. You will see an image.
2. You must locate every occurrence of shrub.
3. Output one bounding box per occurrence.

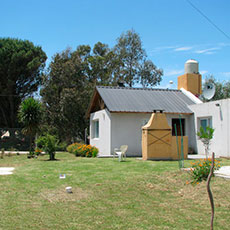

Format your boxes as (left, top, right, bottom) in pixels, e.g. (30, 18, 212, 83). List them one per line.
(66, 143, 98, 157)
(56, 141, 68, 151)
(190, 158, 220, 183)
(35, 148, 42, 155)
(66, 143, 81, 154)
(36, 134, 58, 160)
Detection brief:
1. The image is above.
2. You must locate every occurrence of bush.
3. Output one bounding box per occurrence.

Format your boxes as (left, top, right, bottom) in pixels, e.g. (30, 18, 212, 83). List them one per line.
(66, 143, 81, 154)
(56, 141, 68, 151)
(35, 148, 42, 155)
(66, 143, 98, 157)
(190, 158, 220, 183)
(36, 134, 58, 160)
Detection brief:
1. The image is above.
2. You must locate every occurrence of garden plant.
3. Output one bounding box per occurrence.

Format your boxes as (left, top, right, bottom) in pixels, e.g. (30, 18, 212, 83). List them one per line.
(18, 98, 42, 155)
(197, 126, 214, 159)
(67, 142, 98, 157)
(190, 158, 220, 184)
(36, 134, 58, 160)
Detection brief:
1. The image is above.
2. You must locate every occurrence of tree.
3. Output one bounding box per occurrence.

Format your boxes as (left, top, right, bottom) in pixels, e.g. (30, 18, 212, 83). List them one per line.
(203, 76, 230, 101)
(41, 43, 120, 143)
(41, 31, 163, 142)
(36, 134, 57, 160)
(41, 48, 90, 142)
(0, 38, 47, 132)
(18, 98, 42, 153)
(197, 126, 214, 159)
(87, 42, 116, 85)
(114, 29, 163, 87)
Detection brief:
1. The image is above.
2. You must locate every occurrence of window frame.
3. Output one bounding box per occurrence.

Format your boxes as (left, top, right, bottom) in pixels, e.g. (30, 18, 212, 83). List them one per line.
(171, 118, 186, 136)
(93, 120, 99, 139)
(198, 117, 212, 132)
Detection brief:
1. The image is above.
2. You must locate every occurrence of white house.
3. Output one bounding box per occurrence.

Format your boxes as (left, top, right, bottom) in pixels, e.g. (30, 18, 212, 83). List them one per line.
(87, 60, 230, 158)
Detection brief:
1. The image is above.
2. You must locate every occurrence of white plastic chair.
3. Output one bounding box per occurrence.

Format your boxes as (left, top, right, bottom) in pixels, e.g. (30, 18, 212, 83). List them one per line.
(113, 145, 128, 162)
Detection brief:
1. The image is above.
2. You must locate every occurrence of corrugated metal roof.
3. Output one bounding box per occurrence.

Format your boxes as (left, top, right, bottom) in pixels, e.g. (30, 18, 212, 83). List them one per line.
(96, 86, 195, 114)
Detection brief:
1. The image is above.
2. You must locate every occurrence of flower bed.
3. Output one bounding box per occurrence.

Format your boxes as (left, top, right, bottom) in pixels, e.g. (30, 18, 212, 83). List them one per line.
(66, 143, 98, 157)
(190, 158, 220, 183)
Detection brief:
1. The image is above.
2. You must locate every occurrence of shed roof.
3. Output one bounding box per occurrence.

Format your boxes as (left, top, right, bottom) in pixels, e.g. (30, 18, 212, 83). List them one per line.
(88, 86, 196, 115)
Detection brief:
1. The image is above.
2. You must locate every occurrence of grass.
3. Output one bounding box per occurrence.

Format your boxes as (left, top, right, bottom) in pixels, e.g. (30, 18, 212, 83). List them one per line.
(0, 153, 230, 230)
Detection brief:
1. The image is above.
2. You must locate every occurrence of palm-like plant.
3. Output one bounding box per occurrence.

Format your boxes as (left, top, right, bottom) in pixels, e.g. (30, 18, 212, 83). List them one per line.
(18, 98, 42, 153)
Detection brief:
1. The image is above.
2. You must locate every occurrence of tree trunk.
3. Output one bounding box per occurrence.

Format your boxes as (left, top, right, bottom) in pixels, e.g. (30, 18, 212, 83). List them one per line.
(205, 145, 209, 159)
(29, 134, 32, 153)
(49, 152, 56, 160)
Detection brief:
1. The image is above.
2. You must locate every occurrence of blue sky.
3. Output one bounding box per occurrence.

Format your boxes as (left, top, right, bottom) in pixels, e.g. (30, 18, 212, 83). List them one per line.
(1, 0, 230, 88)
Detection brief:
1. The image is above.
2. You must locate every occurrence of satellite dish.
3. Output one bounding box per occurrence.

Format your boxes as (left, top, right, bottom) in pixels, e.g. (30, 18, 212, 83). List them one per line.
(203, 83, 215, 100)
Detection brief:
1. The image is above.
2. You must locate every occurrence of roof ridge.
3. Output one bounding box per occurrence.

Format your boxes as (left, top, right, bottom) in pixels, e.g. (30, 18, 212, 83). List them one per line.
(96, 86, 181, 92)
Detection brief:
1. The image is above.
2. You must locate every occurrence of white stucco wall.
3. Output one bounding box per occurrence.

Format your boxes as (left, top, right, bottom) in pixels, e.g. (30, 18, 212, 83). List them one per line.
(189, 99, 230, 157)
(111, 113, 151, 156)
(110, 113, 193, 156)
(90, 109, 111, 156)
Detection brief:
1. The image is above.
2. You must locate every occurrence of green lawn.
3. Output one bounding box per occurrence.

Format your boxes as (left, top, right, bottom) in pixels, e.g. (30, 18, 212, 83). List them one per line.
(0, 153, 230, 230)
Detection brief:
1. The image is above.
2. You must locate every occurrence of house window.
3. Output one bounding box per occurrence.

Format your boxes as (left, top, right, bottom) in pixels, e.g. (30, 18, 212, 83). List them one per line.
(93, 120, 99, 138)
(198, 117, 212, 132)
(172, 118, 185, 136)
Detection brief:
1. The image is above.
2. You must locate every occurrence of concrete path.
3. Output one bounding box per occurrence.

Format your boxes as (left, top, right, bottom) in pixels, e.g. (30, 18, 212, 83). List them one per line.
(188, 154, 221, 160)
(0, 167, 15, 175)
(214, 166, 230, 180)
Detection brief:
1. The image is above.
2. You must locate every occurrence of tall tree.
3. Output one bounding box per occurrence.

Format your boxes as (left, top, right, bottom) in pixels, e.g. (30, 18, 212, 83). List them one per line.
(88, 42, 116, 85)
(0, 38, 47, 131)
(114, 29, 163, 87)
(41, 31, 163, 142)
(41, 43, 117, 143)
(41, 48, 90, 142)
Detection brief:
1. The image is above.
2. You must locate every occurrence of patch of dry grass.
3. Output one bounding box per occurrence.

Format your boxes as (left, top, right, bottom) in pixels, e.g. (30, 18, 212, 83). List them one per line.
(40, 186, 89, 203)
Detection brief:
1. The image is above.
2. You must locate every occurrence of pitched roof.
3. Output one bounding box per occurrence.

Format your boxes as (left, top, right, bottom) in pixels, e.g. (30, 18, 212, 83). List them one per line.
(89, 86, 196, 115)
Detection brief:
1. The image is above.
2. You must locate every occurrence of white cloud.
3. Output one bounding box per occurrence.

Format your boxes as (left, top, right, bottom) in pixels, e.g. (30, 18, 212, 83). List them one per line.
(174, 46, 193, 52)
(150, 46, 177, 53)
(200, 70, 208, 75)
(164, 69, 184, 77)
(150, 43, 225, 55)
(194, 47, 220, 54)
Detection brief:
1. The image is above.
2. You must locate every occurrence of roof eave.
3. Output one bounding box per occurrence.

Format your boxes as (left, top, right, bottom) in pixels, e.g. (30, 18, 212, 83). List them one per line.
(110, 111, 193, 115)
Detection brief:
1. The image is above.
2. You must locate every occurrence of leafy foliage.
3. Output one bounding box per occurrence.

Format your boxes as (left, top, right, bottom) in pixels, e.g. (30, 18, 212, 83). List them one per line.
(114, 29, 163, 87)
(41, 30, 163, 143)
(36, 134, 57, 160)
(41, 48, 90, 142)
(197, 126, 214, 159)
(190, 159, 220, 184)
(0, 38, 47, 130)
(18, 98, 42, 152)
(66, 142, 98, 157)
